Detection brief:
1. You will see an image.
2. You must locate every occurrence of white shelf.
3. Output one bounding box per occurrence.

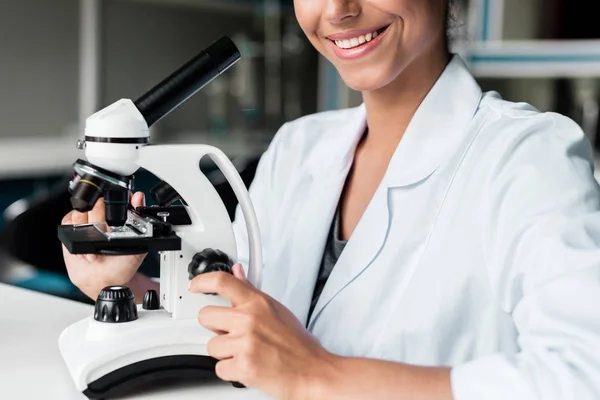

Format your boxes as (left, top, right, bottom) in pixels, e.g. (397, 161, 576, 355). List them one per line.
(0, 138, 82, 180)
(0, 133, 272, 180)
(462, 40, 600, 78)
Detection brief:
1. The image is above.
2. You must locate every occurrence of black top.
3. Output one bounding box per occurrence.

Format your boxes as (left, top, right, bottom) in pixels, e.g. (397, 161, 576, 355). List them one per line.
(307, 207, 348, 322)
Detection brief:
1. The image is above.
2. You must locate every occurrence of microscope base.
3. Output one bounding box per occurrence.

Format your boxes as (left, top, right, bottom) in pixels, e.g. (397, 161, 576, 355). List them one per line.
(59, 307, 223, 399)
(83, 354, 217, 399)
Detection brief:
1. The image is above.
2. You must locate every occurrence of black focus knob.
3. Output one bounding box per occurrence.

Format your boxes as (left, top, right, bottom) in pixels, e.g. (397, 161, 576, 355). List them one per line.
(142, 289, 160, 310)
(188, 248, 234, 279)
(94, 286, 138, 323)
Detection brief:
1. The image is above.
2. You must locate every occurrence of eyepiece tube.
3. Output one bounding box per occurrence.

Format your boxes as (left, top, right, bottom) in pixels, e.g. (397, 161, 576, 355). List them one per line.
(134, 36, 241, 128)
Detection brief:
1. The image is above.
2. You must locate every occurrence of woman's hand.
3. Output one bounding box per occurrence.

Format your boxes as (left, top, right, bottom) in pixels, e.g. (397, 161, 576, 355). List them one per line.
(189, 265, 335, 400)
(61, 192, 147, 300)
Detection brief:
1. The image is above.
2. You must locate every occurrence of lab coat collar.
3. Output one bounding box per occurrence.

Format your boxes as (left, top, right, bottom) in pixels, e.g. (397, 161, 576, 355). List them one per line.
(307, 55, 482, 188)
(383, 55, 482, 187)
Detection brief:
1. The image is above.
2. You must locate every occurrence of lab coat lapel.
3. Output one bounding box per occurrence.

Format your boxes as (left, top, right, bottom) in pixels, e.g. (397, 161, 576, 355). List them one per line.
(307, 183, 392, 331)
(308, 56, 483, 329)
(280, 106, 367, 324)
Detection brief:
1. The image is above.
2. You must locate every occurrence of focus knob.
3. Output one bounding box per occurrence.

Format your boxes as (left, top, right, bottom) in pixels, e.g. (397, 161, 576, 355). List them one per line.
(94, 286, 138, 323)
(142, 289, 160, 310)
(188, 249, 234, 279)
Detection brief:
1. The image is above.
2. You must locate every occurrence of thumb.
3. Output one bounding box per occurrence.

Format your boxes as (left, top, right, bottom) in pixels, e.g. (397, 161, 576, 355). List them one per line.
(131, 192, 145, 208)
(232, 263, 248, 283)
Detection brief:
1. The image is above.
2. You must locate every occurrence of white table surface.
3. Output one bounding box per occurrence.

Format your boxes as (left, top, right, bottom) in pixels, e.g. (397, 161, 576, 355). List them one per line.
(0, 283, 272, 399)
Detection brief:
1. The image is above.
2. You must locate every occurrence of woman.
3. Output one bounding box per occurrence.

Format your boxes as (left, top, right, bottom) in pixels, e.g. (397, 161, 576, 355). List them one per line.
(62, 0, 600, 399)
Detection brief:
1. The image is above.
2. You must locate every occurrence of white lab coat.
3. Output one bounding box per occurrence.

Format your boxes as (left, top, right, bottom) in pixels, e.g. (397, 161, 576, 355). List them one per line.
(232, 56, 600, 399)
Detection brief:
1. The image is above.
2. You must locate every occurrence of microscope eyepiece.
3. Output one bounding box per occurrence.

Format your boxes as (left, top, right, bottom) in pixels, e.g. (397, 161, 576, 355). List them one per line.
(205, 36, 241, 74)
(134, 36, 241, 128)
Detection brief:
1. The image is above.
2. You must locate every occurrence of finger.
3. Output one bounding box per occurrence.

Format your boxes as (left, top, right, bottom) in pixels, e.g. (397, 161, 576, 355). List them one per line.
(71, 210, 88, 225)
(62, 210, 74, 225)
(215, 359, 239, 384)
(198, 306, 236, 334)
(131, 191, 145, 208)
(232, 264, 248, 283)
(87, 197, 106, 223)
(189, 272, 255, 306)
(207, 334, 239, 360)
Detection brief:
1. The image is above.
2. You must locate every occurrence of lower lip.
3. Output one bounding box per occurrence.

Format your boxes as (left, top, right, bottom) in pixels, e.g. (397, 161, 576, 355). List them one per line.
(327, 28, 389, 61)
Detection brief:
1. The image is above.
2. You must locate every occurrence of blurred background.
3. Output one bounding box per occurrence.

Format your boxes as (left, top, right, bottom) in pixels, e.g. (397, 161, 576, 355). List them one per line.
(0, 0, 599, 301)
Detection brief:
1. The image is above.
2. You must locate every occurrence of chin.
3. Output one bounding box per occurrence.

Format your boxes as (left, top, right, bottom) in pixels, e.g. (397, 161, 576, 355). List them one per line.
(336, 64, 398, 92)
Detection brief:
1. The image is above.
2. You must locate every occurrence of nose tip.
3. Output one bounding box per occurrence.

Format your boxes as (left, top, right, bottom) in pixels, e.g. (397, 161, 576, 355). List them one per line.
(323, 0, 360, 25)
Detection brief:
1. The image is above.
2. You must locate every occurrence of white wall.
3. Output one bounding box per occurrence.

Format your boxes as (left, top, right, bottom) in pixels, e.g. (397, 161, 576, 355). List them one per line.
(0, 0, 80, 139)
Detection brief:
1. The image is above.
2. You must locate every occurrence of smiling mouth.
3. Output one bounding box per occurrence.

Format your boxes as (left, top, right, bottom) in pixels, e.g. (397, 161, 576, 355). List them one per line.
(330, 25, 390, 50)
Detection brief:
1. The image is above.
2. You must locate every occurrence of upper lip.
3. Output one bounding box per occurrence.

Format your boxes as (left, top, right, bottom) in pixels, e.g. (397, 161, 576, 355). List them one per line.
(326, 24, 391, 41)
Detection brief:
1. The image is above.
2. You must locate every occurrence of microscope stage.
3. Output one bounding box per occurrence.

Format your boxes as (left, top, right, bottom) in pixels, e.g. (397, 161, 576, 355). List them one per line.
(58, 223, 181, 255)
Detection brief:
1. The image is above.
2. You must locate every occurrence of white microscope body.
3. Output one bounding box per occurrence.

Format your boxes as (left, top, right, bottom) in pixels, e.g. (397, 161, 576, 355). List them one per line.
(58, 38, 262, 399)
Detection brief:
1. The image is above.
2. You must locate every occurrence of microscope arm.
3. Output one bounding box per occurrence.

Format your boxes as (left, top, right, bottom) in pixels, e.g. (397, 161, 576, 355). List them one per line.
(136, 144, 262, 289)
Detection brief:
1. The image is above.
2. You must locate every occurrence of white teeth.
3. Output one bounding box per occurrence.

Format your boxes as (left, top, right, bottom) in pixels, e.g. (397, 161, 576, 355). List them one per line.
(334, 29, 382, 50)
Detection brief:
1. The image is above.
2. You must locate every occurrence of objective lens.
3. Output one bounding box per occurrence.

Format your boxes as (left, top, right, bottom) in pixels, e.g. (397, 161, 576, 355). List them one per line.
(105, 189, 129, 227)
(70, 174, 104, 212)
(150, 181, 181, 207)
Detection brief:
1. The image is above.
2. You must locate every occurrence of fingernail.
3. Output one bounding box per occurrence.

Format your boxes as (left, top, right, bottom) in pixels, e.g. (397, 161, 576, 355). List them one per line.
(142, 193, 146, 206)
(188, 281, 192, 291)
(86, 254, 97, 262)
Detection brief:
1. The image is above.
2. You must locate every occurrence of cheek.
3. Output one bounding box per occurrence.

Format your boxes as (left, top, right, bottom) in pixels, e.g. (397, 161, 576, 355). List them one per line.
(293, 0, 321, 39)
(294, 5, 320, 56)
(293, 0, 338, 58)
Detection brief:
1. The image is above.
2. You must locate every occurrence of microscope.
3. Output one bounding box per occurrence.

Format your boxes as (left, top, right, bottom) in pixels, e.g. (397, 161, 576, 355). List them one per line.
(57, 37, 263, 399)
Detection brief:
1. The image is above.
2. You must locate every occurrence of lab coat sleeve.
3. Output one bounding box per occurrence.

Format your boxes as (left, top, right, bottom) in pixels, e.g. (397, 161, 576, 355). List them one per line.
(451, 113, 600, 400)
(231, 122, 289, 275)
